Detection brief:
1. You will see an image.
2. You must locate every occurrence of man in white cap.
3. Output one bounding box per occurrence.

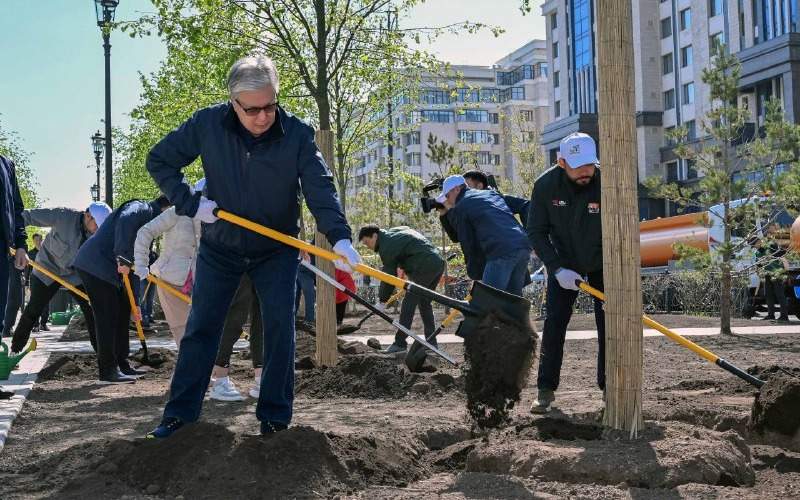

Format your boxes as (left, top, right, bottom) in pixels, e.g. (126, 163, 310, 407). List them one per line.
(10, 202, 112, 354)
(436, 174, 531, 295)
(526, 132, 605, 414)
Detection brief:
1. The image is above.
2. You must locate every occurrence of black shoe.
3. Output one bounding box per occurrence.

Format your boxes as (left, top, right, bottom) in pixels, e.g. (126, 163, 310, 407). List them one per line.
(260, 421, 288, 435)
(147, 417, 185, 439)
(765, 315, 776, 321)
(32, 325, 40, 333)
(40, 324, 50, 332)
(0, 388, 14, 399)
(778, 317, 790, 323)
(97, 370, 136, 385)
(119, 364, 147, 377)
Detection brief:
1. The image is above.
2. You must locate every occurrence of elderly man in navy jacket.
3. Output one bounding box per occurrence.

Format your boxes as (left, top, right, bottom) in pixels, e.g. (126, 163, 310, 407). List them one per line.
(146, 55, 360, 438)
(0, 154, 29, 400)
(436, 175, 531, 295)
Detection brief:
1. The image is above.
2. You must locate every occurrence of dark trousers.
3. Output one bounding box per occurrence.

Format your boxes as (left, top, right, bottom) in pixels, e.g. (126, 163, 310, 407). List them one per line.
(537, 270, 605, 392)
(765, 275, 789, 320)
(11, 274, 97, 353)
(215, 274, 263, 369)
(394, 267, 443, 347)
(2, 262, 23, 338)
(78, 271, 131, 377)
(163, 242, 298, 425)
(0, 252, 11, 337)
(336, 301, 347, 325)
(294, 270, 316, 323)
(39, 301, 49, 328)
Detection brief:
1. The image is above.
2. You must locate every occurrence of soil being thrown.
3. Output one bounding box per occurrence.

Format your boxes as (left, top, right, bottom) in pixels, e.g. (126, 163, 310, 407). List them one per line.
(750, 373, 800, 436)
(462, 312, 536, 428)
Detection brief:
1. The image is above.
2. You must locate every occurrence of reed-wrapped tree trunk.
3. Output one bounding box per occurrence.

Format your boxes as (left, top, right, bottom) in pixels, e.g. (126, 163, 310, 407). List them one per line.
(596, 0, 644, 436)
(314, 129, 338, 367)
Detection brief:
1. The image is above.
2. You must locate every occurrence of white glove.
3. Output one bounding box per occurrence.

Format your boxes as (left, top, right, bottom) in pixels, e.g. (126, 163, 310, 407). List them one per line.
(134, 265, 150, 282)
(555, 268, 583, 291)
(332, 239, 362, 273)
(195, 197, 219, 224)
(374, 302, 387, 313)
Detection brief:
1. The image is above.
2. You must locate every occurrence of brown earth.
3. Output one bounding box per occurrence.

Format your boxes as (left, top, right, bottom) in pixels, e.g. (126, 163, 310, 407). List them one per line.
(1, 316, 800, 499)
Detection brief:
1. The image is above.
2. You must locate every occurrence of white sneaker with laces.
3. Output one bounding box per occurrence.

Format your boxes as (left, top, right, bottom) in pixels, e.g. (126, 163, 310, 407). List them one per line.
(208, 377, 245, 402)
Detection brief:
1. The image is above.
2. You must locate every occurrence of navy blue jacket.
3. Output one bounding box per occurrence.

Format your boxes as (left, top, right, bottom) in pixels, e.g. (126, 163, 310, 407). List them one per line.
(0, 155, 28, 251)
(447, 188, 531, 280)
(72, 200, 162, 287)
(146, 103, 351, 258)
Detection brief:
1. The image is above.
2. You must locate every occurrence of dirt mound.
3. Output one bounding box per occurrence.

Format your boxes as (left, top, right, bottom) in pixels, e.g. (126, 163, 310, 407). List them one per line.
(466, 419, 755, 489)
(37, 350, 176, 382)
(32, 422, 427, 499)
(463, 312, 536, 428)
(295, 330, 376, 361)
(295, 354, 458, 399)
(750, 374, 800, 436)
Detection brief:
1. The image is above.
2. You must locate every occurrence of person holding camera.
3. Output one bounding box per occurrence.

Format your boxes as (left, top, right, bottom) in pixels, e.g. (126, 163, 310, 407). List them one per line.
(435, 175, 531, 295)
(526, 132, 605, 414)
(358, 225, 445, 354)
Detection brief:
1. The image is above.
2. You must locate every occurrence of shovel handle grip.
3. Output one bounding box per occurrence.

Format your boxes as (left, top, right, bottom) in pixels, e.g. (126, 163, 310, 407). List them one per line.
(122, 274, 146, 342)
(215, 210, 405, 289)
(10, 248, 90, 302)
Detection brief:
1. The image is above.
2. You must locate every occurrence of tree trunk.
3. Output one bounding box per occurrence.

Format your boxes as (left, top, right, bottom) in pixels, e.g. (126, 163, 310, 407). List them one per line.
(314, 0, 331, 131)
(721, 197, 733, 335)
(314, 129, 338, 367)
(597, 0, 644, 436)
(335, 132, 348, 216)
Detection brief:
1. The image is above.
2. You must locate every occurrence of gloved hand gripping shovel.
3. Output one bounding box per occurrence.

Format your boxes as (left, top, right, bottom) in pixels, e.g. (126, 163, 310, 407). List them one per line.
(336, 288, 404, 335)
(213, 210, 532, 340)
(300, 260, 457, 365)
(578, 280, 765, 388)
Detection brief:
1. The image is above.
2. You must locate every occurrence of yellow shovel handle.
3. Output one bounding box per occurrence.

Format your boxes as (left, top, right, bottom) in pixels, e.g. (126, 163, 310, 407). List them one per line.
(578, 281, 719, 364)
(385, 288, 404, 307)
(146, 274, 192, 304)
(440, 293, 470, 327)
(216, 210, 406, 289)
(10, 248, 90, 302)
(122, 273, 146, 342)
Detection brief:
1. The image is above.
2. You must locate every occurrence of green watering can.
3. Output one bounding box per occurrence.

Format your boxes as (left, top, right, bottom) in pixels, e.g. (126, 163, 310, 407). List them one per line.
(0, 339, 36, 380)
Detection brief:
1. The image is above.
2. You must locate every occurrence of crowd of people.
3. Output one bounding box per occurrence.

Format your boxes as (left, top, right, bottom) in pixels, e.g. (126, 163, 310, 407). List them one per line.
(0, 54, 610, 434)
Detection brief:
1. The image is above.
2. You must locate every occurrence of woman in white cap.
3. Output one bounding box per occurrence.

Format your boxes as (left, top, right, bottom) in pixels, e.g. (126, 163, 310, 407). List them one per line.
(10, 202, 112, 354)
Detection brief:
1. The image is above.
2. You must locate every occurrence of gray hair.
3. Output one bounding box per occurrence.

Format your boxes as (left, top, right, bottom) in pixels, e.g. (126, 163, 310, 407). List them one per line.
(227, 55, 280, 97)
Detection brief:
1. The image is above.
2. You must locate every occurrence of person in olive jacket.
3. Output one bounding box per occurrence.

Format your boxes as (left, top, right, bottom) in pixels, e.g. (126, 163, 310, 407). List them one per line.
(358, 225, 445, 354)
(526, 132, 604, 414)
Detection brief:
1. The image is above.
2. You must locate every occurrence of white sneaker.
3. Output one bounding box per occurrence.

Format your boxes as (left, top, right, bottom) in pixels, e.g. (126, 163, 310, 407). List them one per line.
(249, 380, 260, 399)
(208, 377, 245, 402)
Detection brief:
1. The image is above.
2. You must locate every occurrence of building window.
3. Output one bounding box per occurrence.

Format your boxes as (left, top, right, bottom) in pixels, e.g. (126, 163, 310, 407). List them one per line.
(571, 0, 597, 114)
(664, 89, 676, 110)
(419, 89, 449, 104)
(551, 12, 557, 29)
(686, 159, 698, 179)
(555, 100, 561, 117)
(521, 131, 536, 143)
(662, 53, 674, 75)
(682, 82, 695, 105)
(680, 8, 691, 31)
(553, 71, 560, 88)
(405, 131, 420, 146)
(489, 113, 499, 124)
(665, 126, 676, 146)
(666, 161, 680, 182)
(420, 110, 454, 123)
(492, 133, 500, 145)
(709, 0, 723, 17)
(661, 17, 672, 38)
(458, 130, 492, 144)
(553, 41, 559, 58)
(755, 0, 798, 43)
(405, 153, 421, 166)
(710, 32, 726, 54)
(685, 120, 696, 140)
(520, 110, 536, 122)
(457, 109, 489, 122)
(680, 45, 693, 67)
(460, 151, 498, 166)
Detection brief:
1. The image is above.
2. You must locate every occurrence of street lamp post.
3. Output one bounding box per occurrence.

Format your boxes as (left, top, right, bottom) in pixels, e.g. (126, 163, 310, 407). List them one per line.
(94, 0, 119, 208)
(91, 130, 103, 202)
(90, 184, 100, 202)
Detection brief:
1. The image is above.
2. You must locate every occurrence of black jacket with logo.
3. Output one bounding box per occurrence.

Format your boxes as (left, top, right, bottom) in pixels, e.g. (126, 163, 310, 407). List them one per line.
(526, 166, 603, 276)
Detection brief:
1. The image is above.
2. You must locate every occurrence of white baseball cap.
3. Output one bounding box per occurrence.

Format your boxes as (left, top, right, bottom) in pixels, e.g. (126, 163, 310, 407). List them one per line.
(87, 201, 112, 227)
(435, 175, 467, 203)
(559, 132, 599, 169)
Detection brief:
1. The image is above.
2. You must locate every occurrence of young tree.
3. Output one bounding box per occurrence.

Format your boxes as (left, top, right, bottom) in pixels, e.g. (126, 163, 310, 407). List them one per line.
(645, 49, 800, 334)
(0, 117, 41, 208)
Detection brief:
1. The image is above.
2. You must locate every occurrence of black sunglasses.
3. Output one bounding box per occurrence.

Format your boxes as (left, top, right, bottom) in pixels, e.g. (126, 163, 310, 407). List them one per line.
(235, 98, 280, 116)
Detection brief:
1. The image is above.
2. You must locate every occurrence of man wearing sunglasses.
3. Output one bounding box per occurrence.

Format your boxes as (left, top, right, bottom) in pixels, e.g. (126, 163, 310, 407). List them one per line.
(146, 55, 360, 438)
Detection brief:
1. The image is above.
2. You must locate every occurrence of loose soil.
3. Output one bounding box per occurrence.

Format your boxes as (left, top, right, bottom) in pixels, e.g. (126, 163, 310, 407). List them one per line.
(1, 316, 800, 499)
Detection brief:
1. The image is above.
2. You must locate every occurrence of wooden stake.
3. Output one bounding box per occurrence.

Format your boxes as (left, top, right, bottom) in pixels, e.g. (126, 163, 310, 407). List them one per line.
(314, 129, 338, 367)
(597, 0, 644, 435)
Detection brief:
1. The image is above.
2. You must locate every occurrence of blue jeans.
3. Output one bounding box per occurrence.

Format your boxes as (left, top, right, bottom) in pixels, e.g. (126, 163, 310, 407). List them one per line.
(294, 269, 316, 323)
(163, 241, 299, 425)
(139, 280, 156, 325)
(482, 249, 530, 295)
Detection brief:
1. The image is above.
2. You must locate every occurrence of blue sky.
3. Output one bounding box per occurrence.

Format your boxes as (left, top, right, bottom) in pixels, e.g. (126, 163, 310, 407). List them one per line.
(0, 0, 544, 209)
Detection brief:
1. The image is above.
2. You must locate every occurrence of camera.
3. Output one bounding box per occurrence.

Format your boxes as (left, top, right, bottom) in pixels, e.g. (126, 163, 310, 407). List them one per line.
(420, 178, 444, 214)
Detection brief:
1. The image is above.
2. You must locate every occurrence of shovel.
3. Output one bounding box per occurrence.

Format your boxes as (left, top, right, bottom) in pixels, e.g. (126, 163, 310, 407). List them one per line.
(214, 210, 532, 338)
(405, 306, 462, 372)
(300, 260, 457, 365)
(121, 271, 159, 367)
(336, 288, 403, 335)
(10, 248, 89, 302)
(145, 274, 192, 304)
(578, 281, 765, 388)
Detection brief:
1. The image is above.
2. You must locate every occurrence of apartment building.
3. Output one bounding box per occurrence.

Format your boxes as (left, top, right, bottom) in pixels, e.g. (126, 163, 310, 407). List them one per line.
(350, 40, 551, 197)
(541, 0, 800, 218)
